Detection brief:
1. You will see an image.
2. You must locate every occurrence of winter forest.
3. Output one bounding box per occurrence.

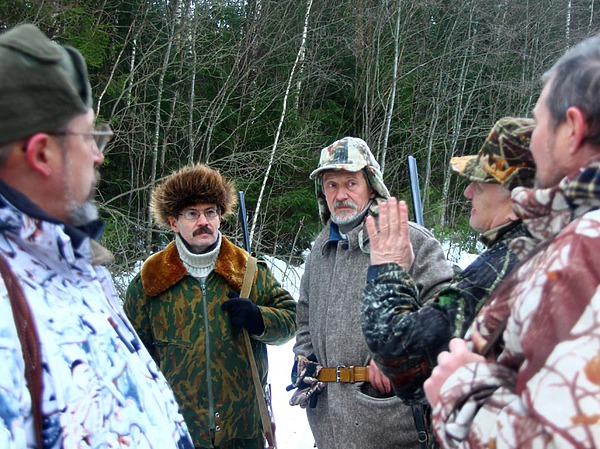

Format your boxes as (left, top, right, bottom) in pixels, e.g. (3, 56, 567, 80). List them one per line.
(3, 0, 599, 294)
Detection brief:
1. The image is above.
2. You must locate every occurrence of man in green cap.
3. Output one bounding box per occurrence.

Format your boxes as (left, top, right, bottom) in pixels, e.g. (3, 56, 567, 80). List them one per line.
(359, 117, 536, 447)
(0, 24, 192, 448)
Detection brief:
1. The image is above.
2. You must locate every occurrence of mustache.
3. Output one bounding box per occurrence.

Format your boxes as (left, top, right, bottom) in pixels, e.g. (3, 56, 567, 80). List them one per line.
(193, 225, 214, 236)
(333, 200, 358, 211)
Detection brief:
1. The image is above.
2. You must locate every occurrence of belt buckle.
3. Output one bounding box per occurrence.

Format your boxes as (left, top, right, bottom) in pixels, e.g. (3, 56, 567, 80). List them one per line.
(336, 365, 346, 383)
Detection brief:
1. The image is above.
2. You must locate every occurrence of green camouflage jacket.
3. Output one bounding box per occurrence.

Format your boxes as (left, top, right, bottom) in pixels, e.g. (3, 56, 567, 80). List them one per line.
(124, 236, 296, 448)
(360, 220, 527, 405)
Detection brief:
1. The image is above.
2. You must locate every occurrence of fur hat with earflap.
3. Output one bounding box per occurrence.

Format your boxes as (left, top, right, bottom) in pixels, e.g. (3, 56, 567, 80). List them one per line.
(151, 164, 237, 229)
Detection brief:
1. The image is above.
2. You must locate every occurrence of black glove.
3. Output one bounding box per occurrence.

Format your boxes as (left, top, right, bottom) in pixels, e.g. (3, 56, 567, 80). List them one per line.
(221, 292, 265, 335)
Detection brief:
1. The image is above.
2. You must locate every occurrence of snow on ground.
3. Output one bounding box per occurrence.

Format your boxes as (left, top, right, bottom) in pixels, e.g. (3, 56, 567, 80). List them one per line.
(264, 257, 315, 448)
(268, 341, 315, 448)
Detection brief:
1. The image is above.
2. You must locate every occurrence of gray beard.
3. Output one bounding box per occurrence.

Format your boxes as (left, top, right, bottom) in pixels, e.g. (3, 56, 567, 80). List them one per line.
(68, 199, 99, 226)
(331, 201, 372, 234)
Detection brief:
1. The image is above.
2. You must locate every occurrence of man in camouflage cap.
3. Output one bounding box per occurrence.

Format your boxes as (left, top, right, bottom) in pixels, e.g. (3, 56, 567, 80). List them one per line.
(425, 35, 600, 449)
(450, 116, 536, 193)
(124, 163, 297, 449)
(290, 137, 454, 449)
(359, 117, 535, 447)
(0, 24, 193, 447)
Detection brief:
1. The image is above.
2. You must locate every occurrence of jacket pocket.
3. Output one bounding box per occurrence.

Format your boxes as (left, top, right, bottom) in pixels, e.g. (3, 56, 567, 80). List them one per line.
(353, 383, 398, 403)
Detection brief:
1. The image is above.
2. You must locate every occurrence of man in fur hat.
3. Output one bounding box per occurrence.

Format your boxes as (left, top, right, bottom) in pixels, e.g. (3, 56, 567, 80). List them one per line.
(288, 137, 454, 449)
(124, 163, 297, 449)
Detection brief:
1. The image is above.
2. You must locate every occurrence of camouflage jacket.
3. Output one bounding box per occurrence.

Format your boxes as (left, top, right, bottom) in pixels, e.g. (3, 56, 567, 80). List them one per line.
(0, 181, 193, 449)
(432, 159, 600, 448)
(124, 236, 296, 448)
(360, 220, 527, 404)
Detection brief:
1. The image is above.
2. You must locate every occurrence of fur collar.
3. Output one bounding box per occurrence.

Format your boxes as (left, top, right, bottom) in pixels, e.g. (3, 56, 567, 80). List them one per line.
(140, 235, 252, 296)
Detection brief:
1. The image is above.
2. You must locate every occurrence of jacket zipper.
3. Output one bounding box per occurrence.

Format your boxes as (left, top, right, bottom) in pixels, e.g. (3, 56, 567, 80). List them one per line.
(200, 281, 215, 429)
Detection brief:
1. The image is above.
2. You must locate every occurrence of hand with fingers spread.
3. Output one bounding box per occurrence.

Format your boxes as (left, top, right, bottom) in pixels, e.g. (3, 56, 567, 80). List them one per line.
(365, 197, 415, 269)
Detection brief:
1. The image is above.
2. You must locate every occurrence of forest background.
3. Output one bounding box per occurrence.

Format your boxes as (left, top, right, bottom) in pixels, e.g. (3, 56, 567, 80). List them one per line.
(3, 0, 599, 296)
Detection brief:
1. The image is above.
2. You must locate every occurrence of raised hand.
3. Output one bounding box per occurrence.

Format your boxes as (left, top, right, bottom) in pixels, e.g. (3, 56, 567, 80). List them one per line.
(365, 197, 415, 269)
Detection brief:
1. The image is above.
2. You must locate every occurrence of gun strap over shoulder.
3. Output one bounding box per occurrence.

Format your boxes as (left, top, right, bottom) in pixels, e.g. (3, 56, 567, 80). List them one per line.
(241, 256, 277, 449)
(0, 254, 44, 447)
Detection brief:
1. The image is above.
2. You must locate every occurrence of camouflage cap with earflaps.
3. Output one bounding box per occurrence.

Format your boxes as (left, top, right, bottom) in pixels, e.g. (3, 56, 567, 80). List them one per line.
(450, 117, 536, 191)
(310, 137, 390, 224)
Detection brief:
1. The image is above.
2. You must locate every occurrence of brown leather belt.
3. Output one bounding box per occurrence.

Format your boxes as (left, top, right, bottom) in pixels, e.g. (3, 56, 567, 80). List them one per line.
(318, 366, 370, 383)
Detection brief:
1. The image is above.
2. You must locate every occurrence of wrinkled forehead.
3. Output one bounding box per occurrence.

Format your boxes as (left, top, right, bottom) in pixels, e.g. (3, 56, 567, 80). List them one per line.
(320, 169, 367, 183)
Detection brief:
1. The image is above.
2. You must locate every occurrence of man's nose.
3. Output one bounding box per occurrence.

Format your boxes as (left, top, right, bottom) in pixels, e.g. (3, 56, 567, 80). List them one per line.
(335, 187, 350, 200)
(93, 150, 104, 167)
(464, 183, 474, 199)
(197, 213, 210, 225)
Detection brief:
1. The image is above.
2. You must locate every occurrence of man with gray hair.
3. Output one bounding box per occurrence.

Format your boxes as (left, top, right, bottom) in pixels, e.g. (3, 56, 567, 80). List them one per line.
(424, 34, 600, 448)
(289, 137, 454, 448)
(0, 24, 192, 448)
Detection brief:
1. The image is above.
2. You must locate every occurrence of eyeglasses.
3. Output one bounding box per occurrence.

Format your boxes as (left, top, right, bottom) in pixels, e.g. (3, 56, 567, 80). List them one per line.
(179, 208, 220, 221)
(50, 124, 114, 154)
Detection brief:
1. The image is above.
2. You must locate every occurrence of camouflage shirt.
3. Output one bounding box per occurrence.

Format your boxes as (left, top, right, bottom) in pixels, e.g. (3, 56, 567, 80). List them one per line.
(124, 236, 296, 448)
(360, 220, 527, 404)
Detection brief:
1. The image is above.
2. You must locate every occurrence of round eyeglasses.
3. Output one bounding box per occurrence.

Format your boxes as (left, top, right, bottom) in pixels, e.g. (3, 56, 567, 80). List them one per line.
(179, 208, 220, 221)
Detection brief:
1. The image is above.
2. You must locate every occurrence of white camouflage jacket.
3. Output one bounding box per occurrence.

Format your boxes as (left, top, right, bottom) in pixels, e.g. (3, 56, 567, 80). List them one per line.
(0, 181, 193, 449)
(431, 159, 600, 448)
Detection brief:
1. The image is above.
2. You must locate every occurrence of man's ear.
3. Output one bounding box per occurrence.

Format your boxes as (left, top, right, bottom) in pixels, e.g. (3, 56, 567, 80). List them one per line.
(168, 216, 180, 233)
(565, 106, 589, 155)
(22, 133, 55, 177)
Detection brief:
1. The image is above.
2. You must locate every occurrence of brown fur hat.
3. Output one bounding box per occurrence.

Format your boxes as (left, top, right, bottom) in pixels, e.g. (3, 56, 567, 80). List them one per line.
(151, 164, 238, 228)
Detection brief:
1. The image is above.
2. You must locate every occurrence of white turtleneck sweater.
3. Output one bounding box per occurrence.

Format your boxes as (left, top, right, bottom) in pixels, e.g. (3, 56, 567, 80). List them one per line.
(175, 232, 222, 281)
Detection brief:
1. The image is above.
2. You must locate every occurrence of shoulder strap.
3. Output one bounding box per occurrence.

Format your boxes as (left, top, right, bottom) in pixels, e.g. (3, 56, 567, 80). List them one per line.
(240, 255, 257, 298)
(0, 254, 44, 447)
(240, 256, 277, 449)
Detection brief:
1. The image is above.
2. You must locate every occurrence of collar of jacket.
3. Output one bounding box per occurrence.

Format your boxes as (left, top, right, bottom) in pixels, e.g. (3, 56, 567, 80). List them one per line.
(321, 220, 370, 254)
(140, 235, 253, 296)
(512, 158, 600, 243)
(0, 179, 112, 265)
(0, 179, 106, 244)
(479, 219, 522, 248)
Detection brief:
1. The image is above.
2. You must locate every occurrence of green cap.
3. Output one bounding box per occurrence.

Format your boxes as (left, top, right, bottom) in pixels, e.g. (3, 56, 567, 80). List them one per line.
(450, 117, 536, 191)
(0, 24, 92, 145)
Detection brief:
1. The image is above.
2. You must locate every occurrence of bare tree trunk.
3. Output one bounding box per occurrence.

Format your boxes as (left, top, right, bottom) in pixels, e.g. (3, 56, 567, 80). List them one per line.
(422, 90, 441, 206)
(249, 0, 314, 246)
(566, 0, 572, 46)
(440, 5, 476, 228)
(145, 0, 179, 254)
(380, 0, 403, 174)
(188, 10, 199, 164)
